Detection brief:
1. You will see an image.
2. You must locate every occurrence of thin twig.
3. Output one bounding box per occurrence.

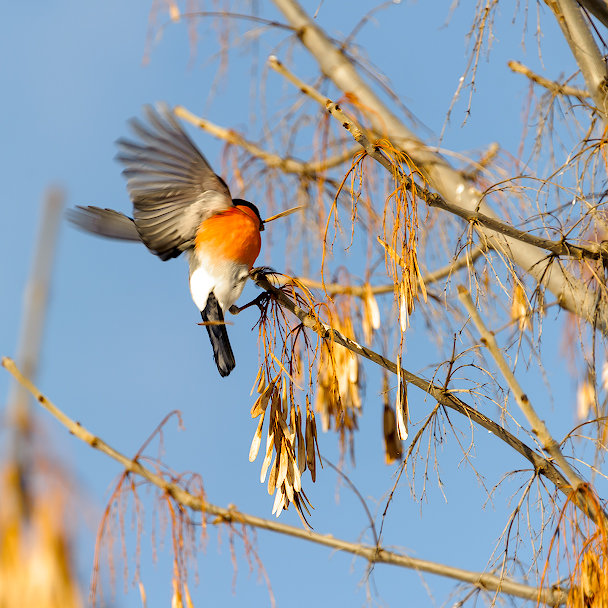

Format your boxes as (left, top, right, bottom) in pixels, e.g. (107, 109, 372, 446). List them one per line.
(296, 245, 486, 297)
(269, 52, 608, 271)
(457, 286, 607, 526)
(175, 105, 356, 176)
(508, 60, 591, 101)
(0, 356, 568, 606)
(249, 271, 576, 505)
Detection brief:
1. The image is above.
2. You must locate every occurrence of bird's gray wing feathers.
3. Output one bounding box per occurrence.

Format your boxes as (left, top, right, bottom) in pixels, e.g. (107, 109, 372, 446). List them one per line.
(116, 104, 233, 261)
(67, 206, 141, 242)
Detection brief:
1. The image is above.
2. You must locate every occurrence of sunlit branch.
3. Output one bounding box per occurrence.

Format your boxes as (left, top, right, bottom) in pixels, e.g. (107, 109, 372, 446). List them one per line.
(508, 60, 591, 101)
(296, 245, 486, 297)
(270, 0, 608, 335)
(0, 356, 568, 607)
(458, 287, 608, 527)
(268, 53, 608, 265)
(174, 105, 356, 176)
(247, 271, 580, 506)
(576, 0, 608, 28)
(546, 0, 608, 117)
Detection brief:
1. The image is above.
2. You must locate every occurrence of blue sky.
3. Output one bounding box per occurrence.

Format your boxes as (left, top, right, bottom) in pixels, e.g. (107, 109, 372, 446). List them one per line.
(1, 1, 588, 606)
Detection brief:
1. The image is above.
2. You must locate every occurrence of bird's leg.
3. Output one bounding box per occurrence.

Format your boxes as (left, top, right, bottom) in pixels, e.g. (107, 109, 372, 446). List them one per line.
(229, 292, 269, 315)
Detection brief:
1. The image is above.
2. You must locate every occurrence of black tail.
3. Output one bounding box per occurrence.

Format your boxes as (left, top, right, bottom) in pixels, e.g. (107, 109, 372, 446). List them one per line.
(201, 293, 235, 377)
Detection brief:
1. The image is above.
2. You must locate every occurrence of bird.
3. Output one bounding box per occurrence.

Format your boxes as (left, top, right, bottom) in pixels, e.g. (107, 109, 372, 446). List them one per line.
(68, 104, 265, 377)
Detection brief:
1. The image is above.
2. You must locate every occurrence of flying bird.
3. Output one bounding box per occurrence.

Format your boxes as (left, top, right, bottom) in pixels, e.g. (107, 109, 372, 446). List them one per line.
(69, 104, 265, 377)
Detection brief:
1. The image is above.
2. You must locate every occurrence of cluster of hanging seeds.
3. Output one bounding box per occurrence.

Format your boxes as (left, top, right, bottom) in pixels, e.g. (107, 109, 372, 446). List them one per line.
(249, 372, 319, 523)
(376, 140, 427, 332)
(314, 313, 362, 446)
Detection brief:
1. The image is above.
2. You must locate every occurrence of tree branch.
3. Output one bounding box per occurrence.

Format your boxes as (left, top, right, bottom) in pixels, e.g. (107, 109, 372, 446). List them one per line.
(546, 0, 608, 116)
(296, 244, 486, 297)
(174, 105, 356, 177)
(576, 0, 608, 29)
(248, 270, 582, 509)
(0, 356, 568, 606)
(270, 0, 608, 334)
(508, 59, 591, 101)
(457, 287, 607, 526)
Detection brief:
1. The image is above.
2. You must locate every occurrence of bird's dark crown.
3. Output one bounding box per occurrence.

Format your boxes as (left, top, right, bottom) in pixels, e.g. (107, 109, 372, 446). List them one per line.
(233, 199, 264, 231)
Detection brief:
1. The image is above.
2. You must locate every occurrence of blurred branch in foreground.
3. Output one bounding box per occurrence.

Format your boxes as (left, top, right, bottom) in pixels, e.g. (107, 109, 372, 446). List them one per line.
(1, 187, 83, 608)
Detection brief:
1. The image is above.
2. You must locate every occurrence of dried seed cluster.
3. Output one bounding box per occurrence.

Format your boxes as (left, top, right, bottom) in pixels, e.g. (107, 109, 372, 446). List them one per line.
(249, 373, 318, 523)
(314, 315, 362, 441)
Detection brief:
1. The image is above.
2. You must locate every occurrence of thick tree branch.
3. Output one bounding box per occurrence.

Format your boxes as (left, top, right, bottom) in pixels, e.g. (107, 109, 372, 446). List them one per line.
(546, 0, 608, 116)
(576, 0, 608, 28)
(270, 0, 608, 333)
(458, 287, 607, 526)
(0, 356, 567, 606)
(249, 271, 580, 506)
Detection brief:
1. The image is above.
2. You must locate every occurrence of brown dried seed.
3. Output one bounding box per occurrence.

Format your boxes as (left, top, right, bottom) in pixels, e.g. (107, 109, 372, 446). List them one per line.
(260, 434, 274, 483)
(249, 413, 265, 462)
(272, 487, 285, 517)
(250, 376, 278, 418)
(267, 455, 278, 495)
(296, 408, 306, 474)
(250, 365, 263, 396)
(269, 386, 281, 426)
(396, 368, 408, 441)
(276, 441, 288, 489)
(383, 402, 402, 464)
(306, 412, 316, 482)
(291, 454, 302, 492)
(285, 463, 295, 502)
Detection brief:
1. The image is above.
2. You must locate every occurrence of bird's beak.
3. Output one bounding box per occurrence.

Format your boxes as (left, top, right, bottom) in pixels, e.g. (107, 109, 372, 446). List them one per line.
(264, 205, 305, 224)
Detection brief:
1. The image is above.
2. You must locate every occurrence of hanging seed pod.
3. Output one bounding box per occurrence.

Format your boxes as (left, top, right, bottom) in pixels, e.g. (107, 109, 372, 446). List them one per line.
(260, 433, 274, 483)
(250, 365, 264, 396)
(291, 452, 302, 492)
(276, 441, 289, 490)
(267, 455, 278, 495)
(284, 460, 295, 503)
(250, 376, 278, 418)
(306, 408, 316, 482)
(296, 406, 306, 474)
(272, 487, 285, 517)
(249, 411, 265, 462)
(395, 361, 408, 441)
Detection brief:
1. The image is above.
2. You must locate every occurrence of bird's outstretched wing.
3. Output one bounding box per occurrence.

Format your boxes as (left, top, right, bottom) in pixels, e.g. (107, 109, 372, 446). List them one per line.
(116, 104, 234, 261)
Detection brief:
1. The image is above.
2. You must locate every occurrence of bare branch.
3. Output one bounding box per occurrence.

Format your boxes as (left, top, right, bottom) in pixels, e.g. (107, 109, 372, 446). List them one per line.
(265, 12, 608, 332)
(0, 356, 568, 606)
(508, 59, 591, 101)
(247, 271, 580, 508)
(577, 0, 608, 28)
(546, 0, 608, 116)
(175, 105, 357, 176)
(457, 287, 608, 527)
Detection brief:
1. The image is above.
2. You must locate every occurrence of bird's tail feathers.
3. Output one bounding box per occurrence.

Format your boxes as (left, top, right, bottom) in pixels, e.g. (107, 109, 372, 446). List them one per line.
(201, 293, 236, 377)
(67, 206, 141, 242)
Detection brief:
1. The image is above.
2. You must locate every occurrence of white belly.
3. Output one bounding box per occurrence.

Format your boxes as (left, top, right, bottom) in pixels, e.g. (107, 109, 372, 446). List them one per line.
(189, 257, 250, 312)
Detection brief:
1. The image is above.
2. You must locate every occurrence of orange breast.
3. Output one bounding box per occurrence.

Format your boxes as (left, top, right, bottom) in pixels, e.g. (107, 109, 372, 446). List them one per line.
(195, 207, 261, 268)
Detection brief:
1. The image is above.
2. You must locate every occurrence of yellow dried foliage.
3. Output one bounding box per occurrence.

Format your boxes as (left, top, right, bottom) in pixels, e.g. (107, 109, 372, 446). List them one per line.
(315, 309, 362, 452)
(511, 283, 531, 331)
(544, 485, 608, 608)
(0, 463, 82, 608)
(376, 139, 427, 332)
